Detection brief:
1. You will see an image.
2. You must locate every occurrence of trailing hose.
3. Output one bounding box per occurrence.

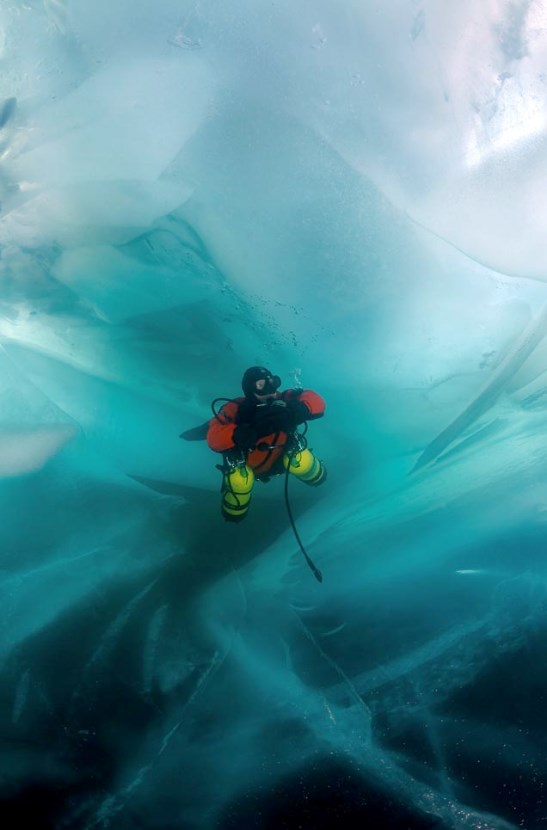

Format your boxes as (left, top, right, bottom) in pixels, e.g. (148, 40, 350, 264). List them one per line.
(283, 434, 323, 583)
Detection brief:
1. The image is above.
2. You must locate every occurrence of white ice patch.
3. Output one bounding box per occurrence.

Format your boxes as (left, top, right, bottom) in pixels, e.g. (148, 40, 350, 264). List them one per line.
(0, 180, 193, 248)
(0, 423, 76, 477)
(0, 53, 213, 245)
(12, 56, 213, 185)
(52, 244, 216, 323)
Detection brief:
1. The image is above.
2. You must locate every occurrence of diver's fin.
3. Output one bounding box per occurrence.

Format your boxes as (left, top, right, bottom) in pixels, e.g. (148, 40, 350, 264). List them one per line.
(179, 421, 209, 441)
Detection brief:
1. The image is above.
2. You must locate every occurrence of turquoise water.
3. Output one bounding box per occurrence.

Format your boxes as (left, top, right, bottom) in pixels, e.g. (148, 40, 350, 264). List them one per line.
(1, 2, 547, 828)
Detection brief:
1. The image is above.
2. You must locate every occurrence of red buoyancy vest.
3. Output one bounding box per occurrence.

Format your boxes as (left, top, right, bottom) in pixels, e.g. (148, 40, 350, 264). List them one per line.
(206, 388, 325, 474)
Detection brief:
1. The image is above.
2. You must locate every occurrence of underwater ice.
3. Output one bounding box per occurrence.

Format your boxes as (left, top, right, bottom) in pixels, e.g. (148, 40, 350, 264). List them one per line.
(2, 2, 547, 828)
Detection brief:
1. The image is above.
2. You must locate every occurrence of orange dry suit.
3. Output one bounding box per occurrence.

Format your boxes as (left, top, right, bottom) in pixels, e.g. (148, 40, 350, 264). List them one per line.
(207, 388, 326, 521)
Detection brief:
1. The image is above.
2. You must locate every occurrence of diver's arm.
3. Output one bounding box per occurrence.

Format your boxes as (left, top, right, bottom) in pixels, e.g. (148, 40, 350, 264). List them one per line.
(282, 388, 326, 420)
(206, 401, 239, 452)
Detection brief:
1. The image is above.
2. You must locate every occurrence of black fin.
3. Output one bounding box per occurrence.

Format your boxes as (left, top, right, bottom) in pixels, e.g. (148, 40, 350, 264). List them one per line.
(179, 421, 210, 441)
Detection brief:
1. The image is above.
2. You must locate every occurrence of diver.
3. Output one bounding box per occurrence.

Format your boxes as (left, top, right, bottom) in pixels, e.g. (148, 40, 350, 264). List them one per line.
(207, 366, 327, 522)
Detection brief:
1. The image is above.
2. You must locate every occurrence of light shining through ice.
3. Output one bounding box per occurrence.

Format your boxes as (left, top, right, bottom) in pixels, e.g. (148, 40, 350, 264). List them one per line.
(1, 2, 547, 829)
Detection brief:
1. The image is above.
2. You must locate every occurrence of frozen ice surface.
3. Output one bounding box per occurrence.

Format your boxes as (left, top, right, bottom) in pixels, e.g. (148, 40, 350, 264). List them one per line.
(1, 2, 547, 829)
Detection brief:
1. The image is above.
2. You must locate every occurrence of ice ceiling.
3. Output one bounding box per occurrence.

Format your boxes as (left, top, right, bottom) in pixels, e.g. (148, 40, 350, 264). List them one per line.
(2, 2, 547, 829)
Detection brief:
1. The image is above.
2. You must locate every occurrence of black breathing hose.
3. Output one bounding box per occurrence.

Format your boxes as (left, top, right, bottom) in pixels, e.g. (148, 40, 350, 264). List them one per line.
(283, 438, 323, 584)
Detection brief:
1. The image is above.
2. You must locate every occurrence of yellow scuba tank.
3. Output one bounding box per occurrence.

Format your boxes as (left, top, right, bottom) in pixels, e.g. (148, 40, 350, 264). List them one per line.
(222, 464, 255, 521)
(283, 448, 326, 486)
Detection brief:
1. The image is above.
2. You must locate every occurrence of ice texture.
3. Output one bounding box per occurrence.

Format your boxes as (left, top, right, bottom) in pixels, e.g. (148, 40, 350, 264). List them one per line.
(1, 2, 547, 829)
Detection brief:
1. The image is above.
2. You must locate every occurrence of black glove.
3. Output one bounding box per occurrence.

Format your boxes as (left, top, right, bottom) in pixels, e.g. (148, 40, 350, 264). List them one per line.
(235, 400, 257, 425)
(232, 423, 258, 450)
(286, 398, 310, 425)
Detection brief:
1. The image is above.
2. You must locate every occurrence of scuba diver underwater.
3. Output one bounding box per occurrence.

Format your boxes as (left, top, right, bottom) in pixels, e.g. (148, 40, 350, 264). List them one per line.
(208, 366, 326, 521)
(181, 366, 327, 581)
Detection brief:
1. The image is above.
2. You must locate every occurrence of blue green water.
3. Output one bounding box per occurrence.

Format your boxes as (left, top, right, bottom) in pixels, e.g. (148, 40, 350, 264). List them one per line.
(1, 2, 547, 828)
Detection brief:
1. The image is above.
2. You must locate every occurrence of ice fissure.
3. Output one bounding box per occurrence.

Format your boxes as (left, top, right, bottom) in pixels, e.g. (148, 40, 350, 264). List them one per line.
(1, 2, 547, 829)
